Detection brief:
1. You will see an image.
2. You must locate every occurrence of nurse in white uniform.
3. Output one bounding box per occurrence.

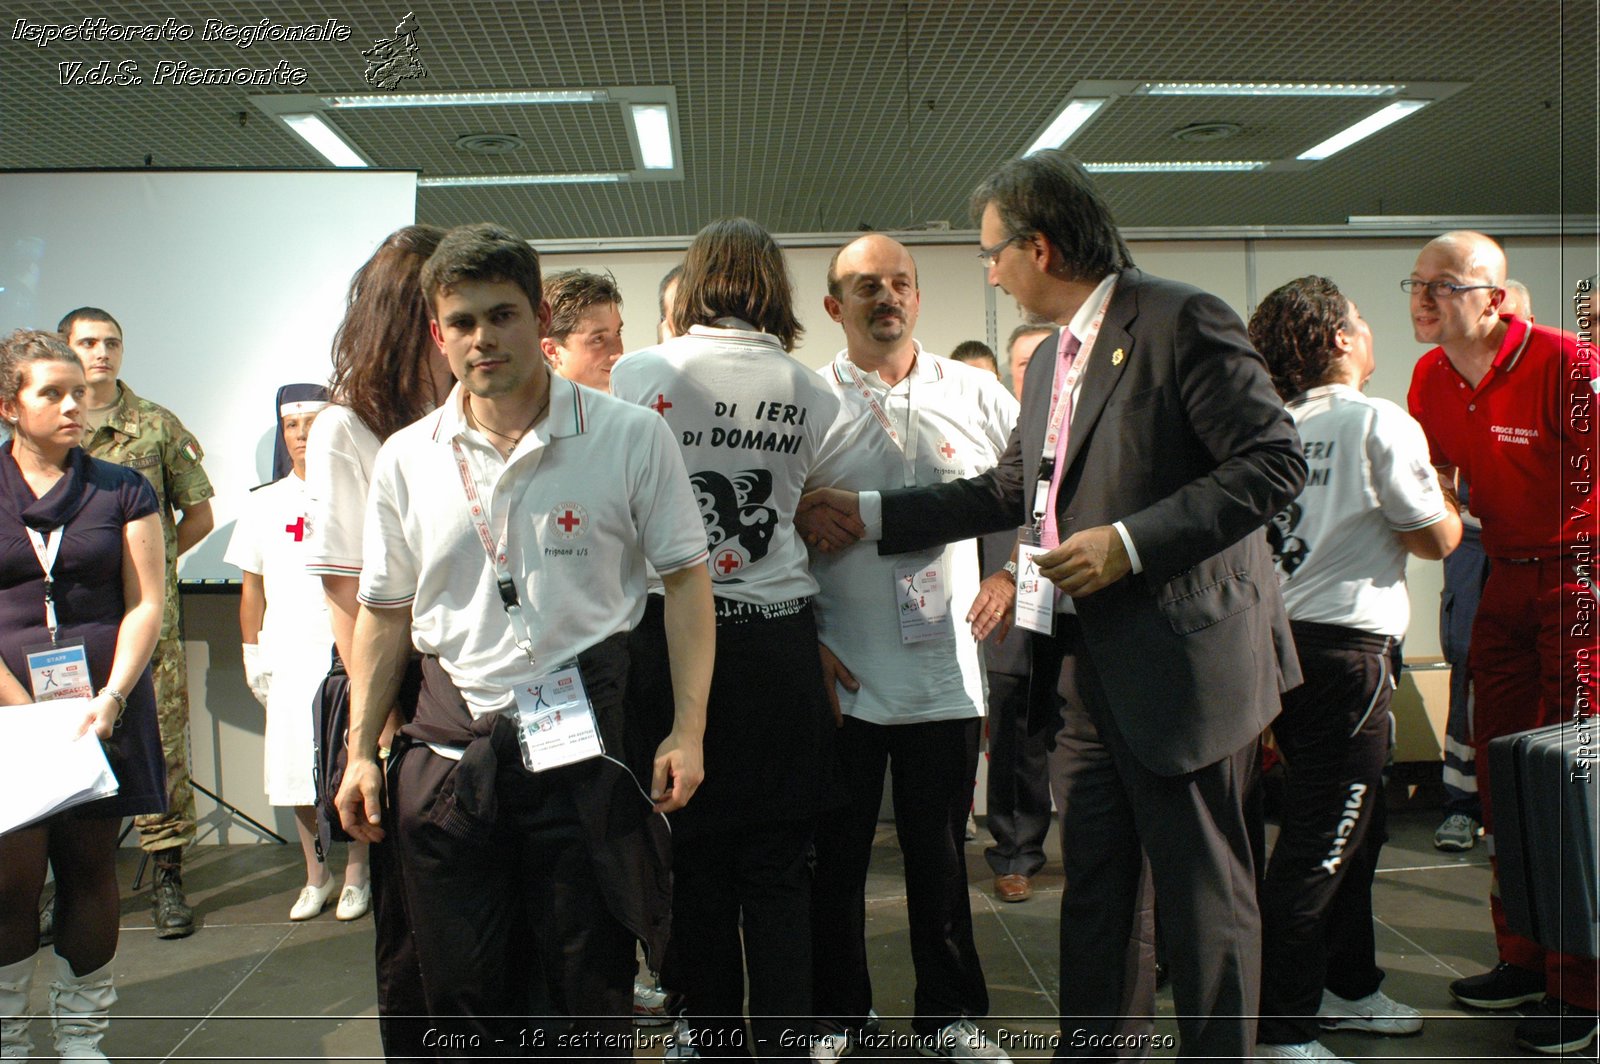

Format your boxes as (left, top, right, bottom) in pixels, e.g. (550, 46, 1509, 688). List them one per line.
(225, 385, 370, 921)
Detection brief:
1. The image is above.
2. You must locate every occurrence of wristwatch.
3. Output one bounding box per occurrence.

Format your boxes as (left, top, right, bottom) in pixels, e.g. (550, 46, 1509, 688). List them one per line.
(1002, 560, 1019, 581)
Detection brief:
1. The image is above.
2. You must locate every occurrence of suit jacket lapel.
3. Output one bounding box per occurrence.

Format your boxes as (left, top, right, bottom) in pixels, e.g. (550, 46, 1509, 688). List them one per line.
(1059, 270, 1138, 476)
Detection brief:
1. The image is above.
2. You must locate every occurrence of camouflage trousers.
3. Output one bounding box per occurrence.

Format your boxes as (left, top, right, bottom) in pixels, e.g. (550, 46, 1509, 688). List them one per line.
(134, 635, 196, 852)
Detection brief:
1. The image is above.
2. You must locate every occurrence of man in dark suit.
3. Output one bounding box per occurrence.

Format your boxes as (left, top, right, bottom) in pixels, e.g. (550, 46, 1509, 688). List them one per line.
(804, 151, 1305, 1060)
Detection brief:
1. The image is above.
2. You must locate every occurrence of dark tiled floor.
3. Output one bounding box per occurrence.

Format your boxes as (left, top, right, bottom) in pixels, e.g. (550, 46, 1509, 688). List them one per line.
(9, 795, 1546, 1061)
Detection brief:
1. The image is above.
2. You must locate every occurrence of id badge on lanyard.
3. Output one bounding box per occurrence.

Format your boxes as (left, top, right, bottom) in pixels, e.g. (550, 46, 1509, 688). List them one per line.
(1030, 284, 1115, 542)
(894, 557, 952, 644)
(1013, 528, 1055, 637)
(512, 663, 604, 772)
(22, 528, 94, 700)
(452, 436, 603, 770)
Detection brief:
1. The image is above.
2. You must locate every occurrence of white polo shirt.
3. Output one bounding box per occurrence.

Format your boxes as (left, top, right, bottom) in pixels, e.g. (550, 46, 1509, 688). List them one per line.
(611, 321, 841, 605)
(303, 404, 382, 579)
(1274, 383, 1447, 637)
(359, 376, 708, 715)
(808, 347, 1018, 725)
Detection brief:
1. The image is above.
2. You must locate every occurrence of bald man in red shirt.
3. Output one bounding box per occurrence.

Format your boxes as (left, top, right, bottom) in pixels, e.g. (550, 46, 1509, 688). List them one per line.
(1405, 231, 1597, 1056)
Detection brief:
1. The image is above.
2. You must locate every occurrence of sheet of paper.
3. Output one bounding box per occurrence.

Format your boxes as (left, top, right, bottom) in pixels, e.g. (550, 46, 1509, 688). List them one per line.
(0, 698, 118, 835)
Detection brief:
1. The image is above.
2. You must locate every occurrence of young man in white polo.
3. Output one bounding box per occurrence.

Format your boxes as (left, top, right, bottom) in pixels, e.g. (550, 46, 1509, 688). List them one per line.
(334, 223, 714, 1059)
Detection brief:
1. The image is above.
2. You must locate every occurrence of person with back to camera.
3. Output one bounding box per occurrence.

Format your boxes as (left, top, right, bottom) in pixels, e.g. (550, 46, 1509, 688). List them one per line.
(611, 217, 840, 1058)
(301, 223, 450, 1063)
(225, 384, 372, 922)
(0, 329, 165, 1062)
(1248, 277, 1461, 1063)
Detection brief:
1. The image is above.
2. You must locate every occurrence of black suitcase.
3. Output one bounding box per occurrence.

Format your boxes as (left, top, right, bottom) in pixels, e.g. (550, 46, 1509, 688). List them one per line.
(1488, 718, 1600, 959)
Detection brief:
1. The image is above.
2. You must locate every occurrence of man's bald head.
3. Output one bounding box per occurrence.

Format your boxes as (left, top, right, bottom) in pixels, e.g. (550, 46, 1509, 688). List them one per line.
(1410, 230, 1509, 350)
(826, 234, 918, 299)
(824, 233, 921, 356)
(1420, 230, 1508, 287)
(1502, 279, 1533, 320)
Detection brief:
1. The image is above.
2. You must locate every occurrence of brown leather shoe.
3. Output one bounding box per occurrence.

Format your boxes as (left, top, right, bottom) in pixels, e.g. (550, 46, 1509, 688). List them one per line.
(994, 873, 1032, 902)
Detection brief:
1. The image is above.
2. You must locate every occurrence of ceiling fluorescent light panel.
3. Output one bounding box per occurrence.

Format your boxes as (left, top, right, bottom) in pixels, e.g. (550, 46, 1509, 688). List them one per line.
(1140, 82, 1401, 97)
(1025, 98, 1109, 155)
(418, 173, 626, 187)
(325, 89, 609, 108)
(281, 113, 367, 167)
(1085, 161, 1267, 173)
(629, 104, 675, 169)
(1298, 100, 1427, 160)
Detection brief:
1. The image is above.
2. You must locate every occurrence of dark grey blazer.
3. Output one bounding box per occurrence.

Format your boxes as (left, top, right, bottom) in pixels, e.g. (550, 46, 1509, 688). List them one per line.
(880, 269, 1306, 775)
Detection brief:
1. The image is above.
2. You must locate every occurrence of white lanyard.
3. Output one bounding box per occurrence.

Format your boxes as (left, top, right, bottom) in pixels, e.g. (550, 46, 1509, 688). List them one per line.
(1031, 283, 1117, 531)
(25, 528, 64, 645)
(451, 438, 540, 666)
(844, 358, 920, 488)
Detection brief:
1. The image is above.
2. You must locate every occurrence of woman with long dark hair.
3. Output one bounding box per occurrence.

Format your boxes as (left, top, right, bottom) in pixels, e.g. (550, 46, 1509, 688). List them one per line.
(302, 224, 449, 1063)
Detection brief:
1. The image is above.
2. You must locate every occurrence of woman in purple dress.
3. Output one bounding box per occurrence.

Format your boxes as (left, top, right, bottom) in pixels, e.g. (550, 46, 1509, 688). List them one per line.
(0, 330, 165, 1062)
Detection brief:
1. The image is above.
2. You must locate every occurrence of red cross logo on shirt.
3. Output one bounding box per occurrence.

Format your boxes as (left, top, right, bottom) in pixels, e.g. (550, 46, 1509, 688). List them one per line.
(715, 549, 743, 575)
(551, 503, 588, 540)
(938, 440, 956, 460)
(650, 394, 673, 415)
(285, 517, 306, 541)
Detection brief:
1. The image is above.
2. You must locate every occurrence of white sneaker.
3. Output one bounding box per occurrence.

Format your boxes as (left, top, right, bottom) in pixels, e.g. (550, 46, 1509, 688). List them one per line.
(335, 883, 371, 921)
(288, 878, 335, 920)
(1255, 1039, 1353, 1062)
(663, 1017, 699, 1060)
(633, 980, 671, 1026)
(811, 1031, 852, 1062)
(917, 1019, 1011, 1061)
(1318, 988, 1423, 1035)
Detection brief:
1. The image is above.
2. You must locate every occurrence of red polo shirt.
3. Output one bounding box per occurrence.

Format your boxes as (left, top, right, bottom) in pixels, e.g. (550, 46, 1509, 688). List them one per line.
(1407, 316, 1595, 558)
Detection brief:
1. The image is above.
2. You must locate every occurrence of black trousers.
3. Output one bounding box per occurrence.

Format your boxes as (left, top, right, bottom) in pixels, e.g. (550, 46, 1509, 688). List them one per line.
(1257, 622, 1394, 1046)
(371, 829, 432, 1063)
(1046, 619, 1259, 1062)
(392, 739, 636, 1061)
(811, 715, 989, 1036)
(983, 671, 1053, 877)
(674, 820, 814, 1058)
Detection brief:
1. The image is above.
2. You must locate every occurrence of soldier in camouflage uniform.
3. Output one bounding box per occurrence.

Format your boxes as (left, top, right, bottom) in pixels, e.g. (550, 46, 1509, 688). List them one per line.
(61, 307, 215, 940)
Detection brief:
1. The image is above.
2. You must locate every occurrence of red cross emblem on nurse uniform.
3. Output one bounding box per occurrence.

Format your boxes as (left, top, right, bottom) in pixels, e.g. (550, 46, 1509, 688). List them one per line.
(937, 440, 956, 460)
(714, 548, 744, 575)
(650, 394, 673, 415)
(285, 517, 306, 541)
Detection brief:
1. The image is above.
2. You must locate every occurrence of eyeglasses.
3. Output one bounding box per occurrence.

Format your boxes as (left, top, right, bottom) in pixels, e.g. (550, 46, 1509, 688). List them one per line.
(977, 234, 1030, 268)
(1399, 279, 1501, 299)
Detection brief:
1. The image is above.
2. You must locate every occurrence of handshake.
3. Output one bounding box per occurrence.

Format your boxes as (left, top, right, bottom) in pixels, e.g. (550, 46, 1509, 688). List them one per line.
(796, 488, 866, 553)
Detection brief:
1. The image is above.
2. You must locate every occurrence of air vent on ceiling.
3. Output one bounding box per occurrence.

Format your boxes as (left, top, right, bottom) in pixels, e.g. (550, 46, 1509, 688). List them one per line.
(454, 133, 525, 155)
(1171, 122, 1242, 143)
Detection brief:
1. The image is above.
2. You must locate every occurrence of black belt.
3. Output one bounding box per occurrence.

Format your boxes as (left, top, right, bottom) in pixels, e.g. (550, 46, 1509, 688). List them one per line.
(713, 595, 810, 626)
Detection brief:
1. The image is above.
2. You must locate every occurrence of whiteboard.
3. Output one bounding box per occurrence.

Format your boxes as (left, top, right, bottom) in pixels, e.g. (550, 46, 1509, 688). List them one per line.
(0, 169, 416, 582)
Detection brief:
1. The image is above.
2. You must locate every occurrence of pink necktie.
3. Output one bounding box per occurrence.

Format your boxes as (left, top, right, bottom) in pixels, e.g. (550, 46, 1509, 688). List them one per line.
(1041, 332, 1082, 550)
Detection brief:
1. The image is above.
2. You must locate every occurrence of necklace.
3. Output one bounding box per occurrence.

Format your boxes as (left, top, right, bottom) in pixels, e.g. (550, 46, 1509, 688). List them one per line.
(467, 391, 550, 450)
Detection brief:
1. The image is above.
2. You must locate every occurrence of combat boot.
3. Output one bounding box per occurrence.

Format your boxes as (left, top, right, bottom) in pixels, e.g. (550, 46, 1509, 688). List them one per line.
(150, 850, 194, 939)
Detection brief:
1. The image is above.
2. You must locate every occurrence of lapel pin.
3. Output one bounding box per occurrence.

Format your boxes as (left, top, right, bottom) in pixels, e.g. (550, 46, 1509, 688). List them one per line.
(1111, 348, 1125, 366)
